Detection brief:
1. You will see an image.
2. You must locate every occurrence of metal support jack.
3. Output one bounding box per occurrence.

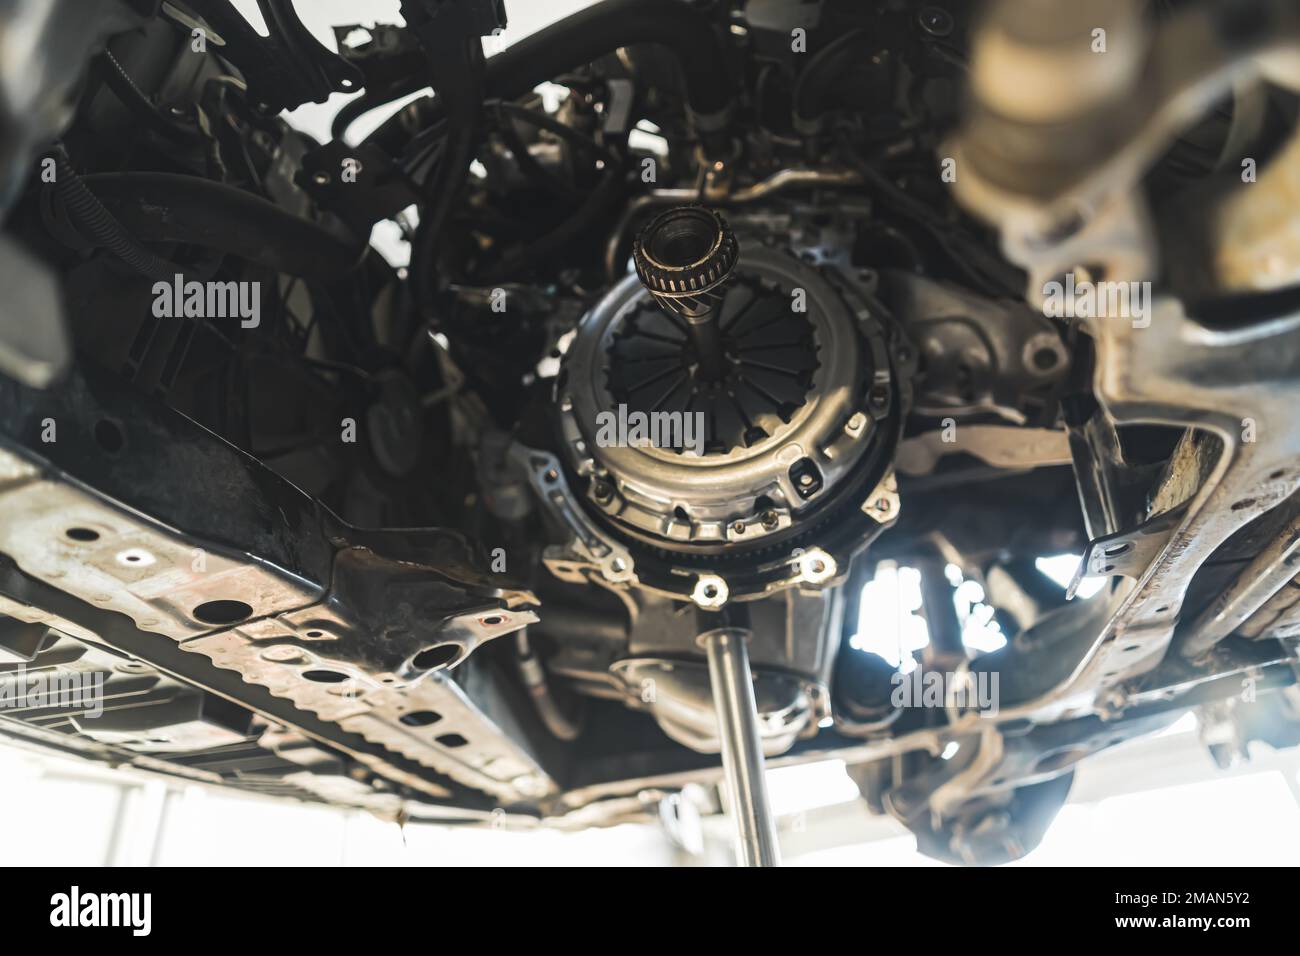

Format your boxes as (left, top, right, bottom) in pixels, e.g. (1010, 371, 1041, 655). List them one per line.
(698, 626, 781, 867)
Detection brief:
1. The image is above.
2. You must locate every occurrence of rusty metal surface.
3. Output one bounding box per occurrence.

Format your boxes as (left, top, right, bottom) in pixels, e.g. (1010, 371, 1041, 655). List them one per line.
(0, 364, 556, 804)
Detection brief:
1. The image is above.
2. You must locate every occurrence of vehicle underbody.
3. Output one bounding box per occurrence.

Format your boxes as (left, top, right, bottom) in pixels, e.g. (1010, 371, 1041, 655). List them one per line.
(2, 0, 1300, 865)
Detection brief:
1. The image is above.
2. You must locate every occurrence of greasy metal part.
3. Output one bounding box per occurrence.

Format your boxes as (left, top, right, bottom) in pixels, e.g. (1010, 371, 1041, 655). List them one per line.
(1067, 503, 1190, 599)
(554, 650, 1299, 817)
(604, 167, 863, 279)
(559, 247, 876, 548)
(523, 417, 887, 608)
(515, 629, 583, 742)
(882, 271, 1071, 425)
(632, 205, 739, 382)
(509, 444, 638, 588)
(0, 622, 455, 819)
(603, 273, 821, 466)
(0, 558, 490, 805)
(1067, 411, 1129, 541)
(543, 585, 834, 757)
(1041, 297, 1300, 712)
(967, 0, 1144, 125)
(1182, 507, 1300, 658)
(691, 574, 729, 609)
(0, 453, 551, 800)
(699, 627, 780, 866)
(949, 0, 1300, 299)
(1204, 82, 1300, 293)
(1238, 576, 1300, 640)
(941, 0, 1300, 720)
(896, 425, 1071, 477)
(545, 235, 902, 607)
(0, 364, 556, 803)
(609, 657, 812, 755)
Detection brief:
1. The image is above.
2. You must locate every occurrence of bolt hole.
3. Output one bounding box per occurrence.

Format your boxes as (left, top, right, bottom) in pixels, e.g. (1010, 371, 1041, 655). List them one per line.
(94, 419, 125, 454)
(436, 733, 469, 748)
(66, 527, 100, 542)
(412, 644, 460, 670)
(192, 599, 253, 625)
(302, 669, 349, 683)
(1032, 347, 1058, 370)
(399, 710, 443, 727)
(1033, 746, 1089, 773)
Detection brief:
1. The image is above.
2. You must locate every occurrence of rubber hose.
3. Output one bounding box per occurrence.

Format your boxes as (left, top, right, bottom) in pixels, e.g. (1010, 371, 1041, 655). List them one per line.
(487, 171, 624, 280)
(52, 151, 186, 281)
(360, 0, 733, 153)
(405, 29, 485, 319)
(516, 631, 584, 742)
(99, 51, 197, 144)
(792, 28, 868, 130)
(78, 173, 366, 281)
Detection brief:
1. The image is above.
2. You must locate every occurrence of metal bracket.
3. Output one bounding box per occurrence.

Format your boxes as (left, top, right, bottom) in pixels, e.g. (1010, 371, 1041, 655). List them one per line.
(186, 0, 363, 112)
(1067, 502, 1190, 599)
(509, 444, 638, 588)
(0, 363, 555, 803)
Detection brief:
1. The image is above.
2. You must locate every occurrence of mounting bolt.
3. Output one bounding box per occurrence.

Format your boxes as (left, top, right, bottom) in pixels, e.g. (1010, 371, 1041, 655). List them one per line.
(796, 548, 837, 584)
(692, 574, 729, 609)
(918, 6, 954, 37)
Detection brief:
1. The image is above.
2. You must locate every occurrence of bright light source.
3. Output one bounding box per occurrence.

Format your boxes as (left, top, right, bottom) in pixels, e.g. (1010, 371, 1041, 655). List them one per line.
(949, 567, 1007, 653)
(765, 760, 860, 815)
(629, 128, 669, 156)
(1156, 712, 1198, 737)
(850, 562, 928, 670)
(1036, 553, 1106, 599)
(534, 81, 571, 113)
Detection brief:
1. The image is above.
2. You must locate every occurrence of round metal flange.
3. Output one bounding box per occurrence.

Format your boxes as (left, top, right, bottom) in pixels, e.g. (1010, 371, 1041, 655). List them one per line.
(558, 246, 879, 548)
